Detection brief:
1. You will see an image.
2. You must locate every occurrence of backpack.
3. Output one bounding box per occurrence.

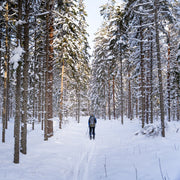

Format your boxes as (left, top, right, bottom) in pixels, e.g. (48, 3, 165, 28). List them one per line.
(89, 116, 95, 127)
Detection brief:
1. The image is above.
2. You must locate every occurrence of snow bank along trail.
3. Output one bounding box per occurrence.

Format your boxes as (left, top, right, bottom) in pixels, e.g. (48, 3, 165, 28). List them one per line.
(1, 117, 180, 180)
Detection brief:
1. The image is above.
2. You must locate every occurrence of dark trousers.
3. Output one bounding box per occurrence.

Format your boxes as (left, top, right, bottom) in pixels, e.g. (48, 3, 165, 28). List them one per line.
(89, 127, 95, 139)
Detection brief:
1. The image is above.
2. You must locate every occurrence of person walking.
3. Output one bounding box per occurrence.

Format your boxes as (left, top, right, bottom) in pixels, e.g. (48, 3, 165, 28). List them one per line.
(88, 114, 97, 140)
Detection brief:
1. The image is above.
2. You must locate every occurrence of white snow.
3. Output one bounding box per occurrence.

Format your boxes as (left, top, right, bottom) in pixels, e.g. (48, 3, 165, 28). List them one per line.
(1, 117, 180, 180)
(10, 44, 25, 69)
(0, 48, 5, 52)
(15, 20, 26, 26)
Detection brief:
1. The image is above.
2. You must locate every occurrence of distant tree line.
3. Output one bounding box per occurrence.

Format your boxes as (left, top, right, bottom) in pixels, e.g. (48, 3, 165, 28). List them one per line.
(90, 0, 180, 137)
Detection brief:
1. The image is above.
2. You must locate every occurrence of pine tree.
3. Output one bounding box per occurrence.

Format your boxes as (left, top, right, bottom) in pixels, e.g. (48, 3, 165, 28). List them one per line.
(2, 1, 9, 143)
(53, 0, 89, 126)
(21, 0, 29, 155)
(44, 0, 54, 140)
(14, 0, 23, 164)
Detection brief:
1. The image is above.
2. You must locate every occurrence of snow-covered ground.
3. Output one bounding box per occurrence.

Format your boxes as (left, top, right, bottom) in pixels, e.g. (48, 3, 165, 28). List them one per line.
(1, 117, 180, 180)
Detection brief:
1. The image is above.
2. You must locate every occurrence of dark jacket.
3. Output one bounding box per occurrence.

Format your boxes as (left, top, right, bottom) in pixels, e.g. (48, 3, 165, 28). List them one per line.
(88, 115, 97, 127)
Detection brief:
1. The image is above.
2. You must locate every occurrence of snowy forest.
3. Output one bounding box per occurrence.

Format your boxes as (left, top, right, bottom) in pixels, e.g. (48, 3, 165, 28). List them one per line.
(91, 0, 180, 130)
(0, 0, 180, 179)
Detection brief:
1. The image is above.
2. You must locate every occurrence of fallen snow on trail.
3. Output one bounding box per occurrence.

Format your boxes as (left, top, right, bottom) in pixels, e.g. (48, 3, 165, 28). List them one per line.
(1, 117, 180, 180)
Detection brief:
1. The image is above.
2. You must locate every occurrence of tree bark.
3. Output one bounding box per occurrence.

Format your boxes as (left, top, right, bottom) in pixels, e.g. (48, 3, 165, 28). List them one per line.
(119, 28, 123, 124)
(21, 0, 29, 155)
(47, 0, 54, 136)
(77, 86, 80, 123)
(167, 31, 171, 122)
(113, 75, 116, 119)
(127, 61, 132, 120)
(154, 0, 165, 137)
(14, 0, 22, 163)
(139, 16, 145, 128)
(14, 63, 21, 164)
(108, 68, 111, 120)
(2, 1, 9, 143)
(45, 0, 54, 139)
(150, 33, 154, 124)
(59, 59, 64, 129)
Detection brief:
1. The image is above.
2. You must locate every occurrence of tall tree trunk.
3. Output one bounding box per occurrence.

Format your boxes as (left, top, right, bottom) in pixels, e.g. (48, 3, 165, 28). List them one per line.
(42, 57, 46, 131)
(5, 1, 10, 131)
(77, 86, 80, 123)
(14, 0, 22, 163)
(108, 68, 111, 120)
(2, 1, 9, 143)
(139, 16, 145, 128)
(120, 50, 123, 124)
(59, 59, 64, 129)
(167, 31, 171, 122)
(113, 76, 115, 119)
(44, 47, 48, 140)
(44, 1, 49, 141)
(5, 48, 9, 130)
(14, 64, 21, 164)
(150, 33, 154, 124)
(32, 59, 38, 130)
(38, 59, 42, 123)
(154, 0, 165, 137)
(21, 0, 29, 155)
(127, 61, 132, 120)
(45, 0, 54, 139)
(32, 14, 37, 130)
(146, 38, 151, 124)
(136, 97, 138, 118)
(47, 0, 54, 136)
(119, 33, 124, 124)
(103, 84, 106, 120)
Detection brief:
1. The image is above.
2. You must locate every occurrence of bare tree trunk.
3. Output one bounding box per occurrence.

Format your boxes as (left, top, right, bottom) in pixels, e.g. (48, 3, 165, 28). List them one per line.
(167, 31, 171, 122)
(47, 0, 54, 137)
(127, 61, 132, 120)
(59, 59, 64, 129)
(140, 17, 145, 128)
(146, 38, 151, 124)
(113, 76, 115, 119)
(44, 1, 49, 141)
(108, 69, 111, 120)
(150, 33, 154, 124)
(5, 51, 9, 130)
(14, 0, 22, 163)
(42, 58, 46, 131)
(21, 0, 29, 155)
(103, 84, 106, 120)
(136, 97, 138, 118)
(14, 64, 21, 164)
(45, 0, 54, 138)
(154, 0, 165, 137)
(38, 59, 42, 123)
(77, 86, 80, 123)
(2, 1, 9, 143)
(120, 50, 123, 124)
(4, 1, 10, 131)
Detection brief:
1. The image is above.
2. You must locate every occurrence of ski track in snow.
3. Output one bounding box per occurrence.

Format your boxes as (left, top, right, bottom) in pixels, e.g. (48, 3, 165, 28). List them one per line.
(1, 117, 180, 180)
(73, 140, 95, 180)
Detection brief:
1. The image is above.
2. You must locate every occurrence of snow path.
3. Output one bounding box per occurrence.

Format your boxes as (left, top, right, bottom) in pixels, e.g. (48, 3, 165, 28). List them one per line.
(1, 117, 180, 180)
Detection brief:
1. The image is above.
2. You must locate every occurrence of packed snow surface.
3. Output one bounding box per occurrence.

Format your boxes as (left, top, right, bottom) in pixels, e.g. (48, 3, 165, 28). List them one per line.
(1, 117, 180, 180)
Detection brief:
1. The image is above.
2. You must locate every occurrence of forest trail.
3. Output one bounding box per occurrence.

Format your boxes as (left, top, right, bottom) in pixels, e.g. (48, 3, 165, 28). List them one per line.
(1, 117, 180, 180)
